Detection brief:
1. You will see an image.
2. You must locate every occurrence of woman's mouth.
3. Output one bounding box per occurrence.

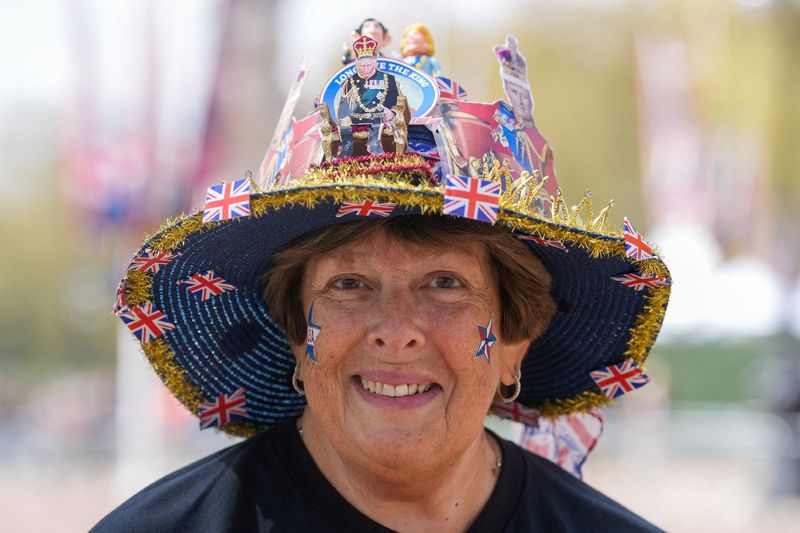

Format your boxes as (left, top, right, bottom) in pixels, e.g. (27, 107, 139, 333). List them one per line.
(359, 377, 434, 397)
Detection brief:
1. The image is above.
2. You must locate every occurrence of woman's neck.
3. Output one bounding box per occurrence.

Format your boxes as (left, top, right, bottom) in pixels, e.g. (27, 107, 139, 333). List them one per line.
(297, 414, 502, 531)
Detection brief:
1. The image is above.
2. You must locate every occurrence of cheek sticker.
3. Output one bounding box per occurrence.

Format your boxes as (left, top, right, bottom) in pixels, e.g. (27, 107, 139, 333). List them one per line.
(305, 302, 322, 364)
(475, 315, 498, 364)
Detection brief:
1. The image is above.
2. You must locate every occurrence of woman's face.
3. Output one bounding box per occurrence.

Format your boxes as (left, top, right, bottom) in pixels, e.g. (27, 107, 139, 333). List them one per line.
(293, 228, 529, 470)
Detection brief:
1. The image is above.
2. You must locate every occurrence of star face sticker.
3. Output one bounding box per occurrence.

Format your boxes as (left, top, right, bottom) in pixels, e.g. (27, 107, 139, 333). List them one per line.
(305, 303, 321, 364)
(475, 315, 498, 364)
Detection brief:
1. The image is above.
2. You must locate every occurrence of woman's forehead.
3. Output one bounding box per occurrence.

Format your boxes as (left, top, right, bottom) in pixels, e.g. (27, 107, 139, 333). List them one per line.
(310, 230, 487, 269)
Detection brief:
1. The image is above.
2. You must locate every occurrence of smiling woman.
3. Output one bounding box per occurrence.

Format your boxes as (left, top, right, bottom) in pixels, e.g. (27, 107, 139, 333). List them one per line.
(94, 29, 671, 533)
(262, 217, 554, 529)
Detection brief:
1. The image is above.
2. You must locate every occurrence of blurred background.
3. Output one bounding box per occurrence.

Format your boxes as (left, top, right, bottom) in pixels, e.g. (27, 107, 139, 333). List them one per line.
(2, 0, 799, 531)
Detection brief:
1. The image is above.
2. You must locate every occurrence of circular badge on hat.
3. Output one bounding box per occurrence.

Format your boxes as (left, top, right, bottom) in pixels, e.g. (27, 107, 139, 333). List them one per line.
(319, 58, 439, 125)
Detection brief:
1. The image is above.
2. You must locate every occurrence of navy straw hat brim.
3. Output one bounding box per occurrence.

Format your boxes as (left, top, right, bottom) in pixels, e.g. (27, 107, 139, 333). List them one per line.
(118, 182, 669, 437)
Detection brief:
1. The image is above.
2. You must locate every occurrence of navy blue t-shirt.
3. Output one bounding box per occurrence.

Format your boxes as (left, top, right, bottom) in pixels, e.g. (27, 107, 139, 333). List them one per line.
(93, 421, 661, 532)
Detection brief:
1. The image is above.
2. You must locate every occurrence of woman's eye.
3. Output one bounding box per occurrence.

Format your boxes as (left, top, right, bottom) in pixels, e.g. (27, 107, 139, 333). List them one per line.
(429, 275, 463, 289)
(331, 277, 365, 290)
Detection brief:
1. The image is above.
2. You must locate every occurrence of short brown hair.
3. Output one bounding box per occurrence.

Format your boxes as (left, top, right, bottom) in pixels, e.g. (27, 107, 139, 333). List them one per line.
(263, 216, 556, 346)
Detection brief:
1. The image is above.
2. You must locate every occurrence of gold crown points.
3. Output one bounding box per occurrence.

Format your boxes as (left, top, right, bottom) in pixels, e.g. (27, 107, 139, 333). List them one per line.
(548, 187, 615, 234)
(470, 153, 615, 233)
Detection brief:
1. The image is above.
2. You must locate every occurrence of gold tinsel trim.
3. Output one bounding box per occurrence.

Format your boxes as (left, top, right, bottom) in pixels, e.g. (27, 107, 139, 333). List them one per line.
(124, 270, 153, 306)
(143, 338, 204, 412)
(147, 213, 206, 253)
(533, 282, 670, 416)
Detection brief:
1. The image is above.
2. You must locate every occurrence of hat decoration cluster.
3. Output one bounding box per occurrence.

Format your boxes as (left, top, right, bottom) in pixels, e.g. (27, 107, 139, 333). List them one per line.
(113, 32, 671, 436)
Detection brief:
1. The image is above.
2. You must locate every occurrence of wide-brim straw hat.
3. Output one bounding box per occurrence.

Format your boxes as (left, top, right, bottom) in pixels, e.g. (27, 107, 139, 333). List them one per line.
(113, 38, 670, 438)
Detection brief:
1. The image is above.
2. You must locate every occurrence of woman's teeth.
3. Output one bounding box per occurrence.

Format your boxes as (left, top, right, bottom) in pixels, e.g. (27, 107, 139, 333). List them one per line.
(360, 378, 433, 397)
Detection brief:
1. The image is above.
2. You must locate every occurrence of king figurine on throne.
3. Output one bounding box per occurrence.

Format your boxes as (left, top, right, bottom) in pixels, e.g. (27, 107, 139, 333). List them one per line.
(337, 36, 403, 156)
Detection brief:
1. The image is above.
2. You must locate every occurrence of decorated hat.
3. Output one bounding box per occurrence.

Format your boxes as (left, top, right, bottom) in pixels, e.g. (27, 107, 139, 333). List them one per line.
(353, 35, 378, 58)
(113, 34, 670, 437)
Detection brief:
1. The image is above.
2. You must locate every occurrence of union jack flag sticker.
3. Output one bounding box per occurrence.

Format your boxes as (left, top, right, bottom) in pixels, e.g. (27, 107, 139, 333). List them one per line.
(436, 76, 468, 100)
(198, 387, 247, 430)
(128, 249, 181, 273)
(491, 401, 540, 426)
(610, 272, 672, 292)
(112, 279, 128, 316)
(443, 175, 501, 224)
(178, 270, 235, 301)
(517, 235, 569, 252)
(203, 178, 252, 223)
(336, 200, 396, 218)
(118, 302, 176, 344)
(590, 359, 650, 400)
(622, 217, 654, 261)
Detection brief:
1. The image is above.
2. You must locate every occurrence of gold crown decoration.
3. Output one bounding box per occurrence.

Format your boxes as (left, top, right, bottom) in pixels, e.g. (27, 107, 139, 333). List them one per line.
(353, 35, 378, 58)
(468, 151, 615, 233)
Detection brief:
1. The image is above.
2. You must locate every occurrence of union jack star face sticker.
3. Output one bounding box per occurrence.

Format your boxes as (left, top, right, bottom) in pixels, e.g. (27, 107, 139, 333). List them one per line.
(198, 387, 247, 430)
(178, 270, 235, 301)
(203, 177, 252, 223)
(336, 200, 396, 218)
(517, 235, 569, 252)
(128, 249, 181, 273)
(610, 272, 672, 292)
(622, 217, 654, 261)
(118, 302, 176, 344)
(475, 315, 498, 364)
(305, 302, 321, 364)
(443, 175, 501, 224)
(590, 358, 650, 400)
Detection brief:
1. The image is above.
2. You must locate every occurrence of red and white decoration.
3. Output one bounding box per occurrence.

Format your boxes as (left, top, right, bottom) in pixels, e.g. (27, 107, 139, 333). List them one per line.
(336, 200, 396, 218)
(203, 178, 252, 223)
(118, 302, 176, 344)
(198, 388, 248, 429)
(179, 270, 235, 301)
(128, 249, 181, 274)
(610, 272, 672, 292)
(517, 235, 569, 252)
(622, 217, 654, 260)
(589, 358, 650, 400)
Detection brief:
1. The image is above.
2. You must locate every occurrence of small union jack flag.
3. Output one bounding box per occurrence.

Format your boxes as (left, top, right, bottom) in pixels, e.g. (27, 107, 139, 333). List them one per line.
(203, 178, 252, 223)
(336, 200, 396, 218)
(128, 249, 181, 273)
(475, 315, 498, 363)
(610, 272, 672, 292)
(443, 175, 501, 224)
(198, 387, 247, 430)
(118, 302, 176, 344)
(623, 217, 654, 261)
(590, 359, 650, 400)
(517, 235, 569, 252)
(178, 270, 235, 301)
(306, 303, 321, 363)
(112, 279, 128, 316)
(436, 76, 468, 100)
(492, 401, 540, 426)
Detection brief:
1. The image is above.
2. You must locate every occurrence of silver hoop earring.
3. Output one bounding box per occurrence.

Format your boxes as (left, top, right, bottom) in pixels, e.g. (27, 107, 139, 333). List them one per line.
(292, 365, 305, 395)
(497, 369, 521, 403)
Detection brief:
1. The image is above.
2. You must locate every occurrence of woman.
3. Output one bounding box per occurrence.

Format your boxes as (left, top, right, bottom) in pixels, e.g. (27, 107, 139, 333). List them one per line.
(96, 33, 670, 532)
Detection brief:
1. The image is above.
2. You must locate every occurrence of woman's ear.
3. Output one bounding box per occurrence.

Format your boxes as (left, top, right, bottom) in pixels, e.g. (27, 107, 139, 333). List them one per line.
(498, 337, 531, 386)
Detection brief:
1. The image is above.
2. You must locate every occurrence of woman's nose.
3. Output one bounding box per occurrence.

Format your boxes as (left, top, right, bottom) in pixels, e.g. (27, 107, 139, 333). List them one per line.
(366, 291, 426, 354)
